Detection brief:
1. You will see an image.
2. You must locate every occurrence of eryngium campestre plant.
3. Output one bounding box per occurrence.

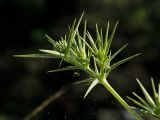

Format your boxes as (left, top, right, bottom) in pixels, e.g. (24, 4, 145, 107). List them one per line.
(15, 13, 142, 120)
(127, 78, 160, 120)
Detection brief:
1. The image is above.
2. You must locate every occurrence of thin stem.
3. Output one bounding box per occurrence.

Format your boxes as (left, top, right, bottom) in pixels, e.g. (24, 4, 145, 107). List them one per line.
(23, 88, 67, 120)
(101, 79, 142, 120)
(65, 57, 95, 77)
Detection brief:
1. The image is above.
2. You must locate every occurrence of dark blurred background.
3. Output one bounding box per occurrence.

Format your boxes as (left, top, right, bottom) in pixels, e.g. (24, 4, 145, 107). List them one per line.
(0, 0, 160, 120)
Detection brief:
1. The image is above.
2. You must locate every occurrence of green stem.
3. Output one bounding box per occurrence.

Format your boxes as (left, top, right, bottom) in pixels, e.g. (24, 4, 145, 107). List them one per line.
(66, 57, 95, 77)
(101, 79, 142, 120)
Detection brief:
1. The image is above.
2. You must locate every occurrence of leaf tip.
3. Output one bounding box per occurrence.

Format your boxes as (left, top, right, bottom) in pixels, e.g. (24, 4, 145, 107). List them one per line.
(136, 78, 140, 84)
(83, 79, 98, 99)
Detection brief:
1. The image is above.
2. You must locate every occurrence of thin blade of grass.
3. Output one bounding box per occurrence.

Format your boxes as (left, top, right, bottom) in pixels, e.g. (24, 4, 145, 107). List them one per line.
(96, 24, 101, 49)
(70, 48, 78, 58)
(131, 107, 160, 119)
(72, 38, 79, 53)
(74, 78, 95, 84)
(136, 79, 156, 108)
(66, 13, 84, 57)
(127, 96, 152, 112)
(83, 20, 87, 44)
(93, 57, 99, 74)
(80, 37, 95, 54)
(68, 19, 76, 40)
(75, 12, 84, 32)
(84, 79, 98, 98)
(77, 31, 82, 52)
(105, 21, 118, 55)
(100, 28, 103, 48)
(104, 22, 109, 51)
(66, 19, 76, 56)
(82, 20, 87, 58)
(158, 84, 160, 103)
(110, 53, 140, 72)
(132, 92, 152, 109)
(14, 54, 57, 58)
(45, 34, 56, 45)
(39, 49, 64, 58)
(151, 78, 158, 104)
(110, 44, 128, 61)
(86, 32, 98, 52)
(95, 57, 103, 67)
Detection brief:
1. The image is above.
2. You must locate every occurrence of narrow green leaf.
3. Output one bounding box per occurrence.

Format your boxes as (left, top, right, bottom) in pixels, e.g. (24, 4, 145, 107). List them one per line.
(47, 66, 78, 73)
(110, 44, 128, 61)
(70, 48, 78, 58)
(131, 107, 160, 119)
(74, 78, 94, 84)
(77, 31, 82, 52)
(82, 20, 87, 57)
(68, 12, 84, 45)
(95, 57, 103, 67)
(86, 32, 98, 52)
(83, 20, 87, 41)
(67, 57, 83, 69)
(105, 21, 118, 55)
(45, 34, 56, 45)
(14, 54, 57, 58)
(72, 38, 80, 53)
(39, 49, 64, 58)
(127, 96, 152, 112)
(84, 79, 98, 98)
(93, 57, 99, 74)
(75, 12, 84, 32)
(66, 13, 84, 57)
(158, 83, 160, 97)
(151, 77, 158, 103)
(132, 92, 152, 109)
(104, 22, 109, 51)
(66, 19, 76, 56)
(80, 37, 95, 54)
(158, 84, 160, 102)
(100, 28, 103, 48)
(68, 19, 76, 39)
(132, 107, 160, 120)
(96, 24, 101, 49)
(110, 53, 140, 72)
(136, 79, 156, 108)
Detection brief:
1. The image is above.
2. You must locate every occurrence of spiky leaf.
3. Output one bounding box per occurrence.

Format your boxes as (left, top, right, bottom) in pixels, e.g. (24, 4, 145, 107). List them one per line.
(84, 79, 98, 98)
(110, 53, 140, 72)
(14, 54, 57, 58)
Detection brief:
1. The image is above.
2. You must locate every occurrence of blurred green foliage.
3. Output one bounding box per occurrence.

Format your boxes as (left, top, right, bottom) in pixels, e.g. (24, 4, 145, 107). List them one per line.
(0, 0, 160, 119)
